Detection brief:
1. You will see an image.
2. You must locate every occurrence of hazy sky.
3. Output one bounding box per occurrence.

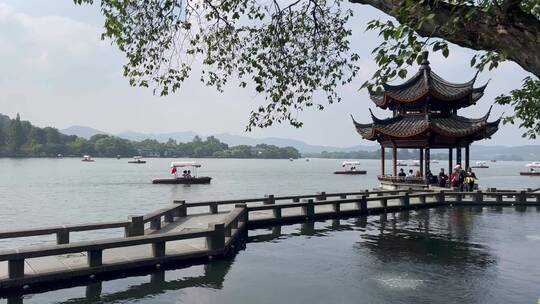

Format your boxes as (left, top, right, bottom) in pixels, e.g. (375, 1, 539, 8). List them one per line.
(0, 1, 536, 147)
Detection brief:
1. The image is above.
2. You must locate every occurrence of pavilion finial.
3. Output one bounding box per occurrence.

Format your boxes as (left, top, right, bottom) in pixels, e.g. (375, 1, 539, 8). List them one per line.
(420, 51, 430, 70)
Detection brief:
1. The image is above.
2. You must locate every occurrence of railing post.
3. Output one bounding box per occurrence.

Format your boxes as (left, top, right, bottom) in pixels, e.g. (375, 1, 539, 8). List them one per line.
(400, 193, 410, 207)
(455, 192, 462, 202)
(225, 225, 232, 237)
(56, 229, 70, 245)
(150, 217, 161, 230)
(127, 215, 144, 237)
(419, 195, 426, 205)
(301, 199, 315, 218)
(264, 194, 275, 205)
(380, 197, 388, 208)
(88, 249, 103, 267)
(210, 203, 218, 214)
(206, 223, 225, 251)
(332, 201, 341, 213)
(293, 197, 300, 202)
(496, 193, 503, 203)
(357, 195, 367, 212)
(316, 192, 327, 201)
(174, 200, 187, 217)
(515, 191, 526, 204)
(235, 203, 247, 223)
(164, 211, 174, 223)
(536, 194, 540, 204)
(152, 241, 166, 257)
(475, 190, 483, 204)
(8, 259, 25, 279)
(339, 194, 347, 199)
(273, 206, 282, 219)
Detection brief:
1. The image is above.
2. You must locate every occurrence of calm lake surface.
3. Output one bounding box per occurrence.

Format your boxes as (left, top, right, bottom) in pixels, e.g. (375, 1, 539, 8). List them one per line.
(1, 158, 539, 303)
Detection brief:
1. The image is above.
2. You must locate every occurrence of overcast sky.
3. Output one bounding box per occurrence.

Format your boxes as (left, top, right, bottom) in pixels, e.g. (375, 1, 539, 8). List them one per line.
(0, 1, 536, 147)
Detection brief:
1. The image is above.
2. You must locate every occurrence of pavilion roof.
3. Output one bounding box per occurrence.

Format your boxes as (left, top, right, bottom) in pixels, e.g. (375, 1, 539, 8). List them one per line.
(351, 107, 500, 142)
(369, 51, 488, 110)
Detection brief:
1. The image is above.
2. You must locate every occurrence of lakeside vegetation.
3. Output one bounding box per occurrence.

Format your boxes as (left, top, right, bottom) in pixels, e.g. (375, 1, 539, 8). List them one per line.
(0, 114, 300, 159)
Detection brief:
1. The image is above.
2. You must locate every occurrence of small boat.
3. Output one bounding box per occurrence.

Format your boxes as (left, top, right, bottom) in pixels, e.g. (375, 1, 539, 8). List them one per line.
(117, 155, 121, 159)
(57, 154, 63, 158)
(431, 160, 439, 164)
(396, 160, 407, 167)
(490, 160, 497, 163)
(81, 155, 94, 162)
(305, 158, 310, 162)
(289, 158, 294, 162)
(471, 161, 489, 168)
(411, 160, 420, 166)
(520, 161, 540, 176)
(152, 161, 212, 184)
(333, 161, 367, 175)
(128, 156, 146, 164)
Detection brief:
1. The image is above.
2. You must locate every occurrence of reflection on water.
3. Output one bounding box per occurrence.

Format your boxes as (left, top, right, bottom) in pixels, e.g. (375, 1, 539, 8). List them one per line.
(8, 206, 540, 303)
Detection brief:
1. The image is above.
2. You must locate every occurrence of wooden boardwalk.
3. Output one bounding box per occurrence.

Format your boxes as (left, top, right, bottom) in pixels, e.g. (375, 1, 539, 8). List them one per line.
(0, 188, 539, 295)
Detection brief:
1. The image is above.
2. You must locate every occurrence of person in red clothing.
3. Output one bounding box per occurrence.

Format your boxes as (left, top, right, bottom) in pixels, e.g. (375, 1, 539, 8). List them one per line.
(450, 164, 465, 190)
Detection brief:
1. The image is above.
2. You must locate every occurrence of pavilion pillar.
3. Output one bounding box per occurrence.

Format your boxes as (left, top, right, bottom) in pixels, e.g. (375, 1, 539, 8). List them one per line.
(456, 146, 462, 166)
(419, 148, 424, 177)
(465, 144, 470, 169)
(448, 148, 453, 175)
(392, 147, 397, 176)
(380, 147, 385, 176)
(425, 148, 431, 177)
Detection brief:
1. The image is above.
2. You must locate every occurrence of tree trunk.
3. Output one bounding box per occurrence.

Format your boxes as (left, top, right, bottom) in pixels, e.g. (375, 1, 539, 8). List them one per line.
(350, 0, 540, 78)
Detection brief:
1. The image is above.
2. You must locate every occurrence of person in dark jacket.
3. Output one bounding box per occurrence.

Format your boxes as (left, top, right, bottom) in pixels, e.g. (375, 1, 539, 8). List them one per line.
(438, 168, 448, 187)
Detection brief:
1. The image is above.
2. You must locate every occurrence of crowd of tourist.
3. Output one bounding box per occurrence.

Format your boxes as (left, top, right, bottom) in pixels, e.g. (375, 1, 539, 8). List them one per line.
(396, 163, 478, 190)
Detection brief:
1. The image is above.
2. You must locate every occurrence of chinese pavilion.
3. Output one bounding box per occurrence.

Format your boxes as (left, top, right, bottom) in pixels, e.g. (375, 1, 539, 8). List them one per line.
(352, 51, 500, 187)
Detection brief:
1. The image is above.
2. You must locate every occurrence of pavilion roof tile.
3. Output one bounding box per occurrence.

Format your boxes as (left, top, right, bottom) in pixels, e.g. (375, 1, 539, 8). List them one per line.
(370, 52, 488, 109)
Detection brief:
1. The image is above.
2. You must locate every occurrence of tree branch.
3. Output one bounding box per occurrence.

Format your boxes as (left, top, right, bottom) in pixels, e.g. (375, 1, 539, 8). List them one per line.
(350, 0, 540, 77)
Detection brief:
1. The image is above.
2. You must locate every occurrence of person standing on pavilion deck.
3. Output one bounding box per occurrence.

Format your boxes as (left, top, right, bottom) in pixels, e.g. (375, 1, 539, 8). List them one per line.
(351, 51, 501, 189)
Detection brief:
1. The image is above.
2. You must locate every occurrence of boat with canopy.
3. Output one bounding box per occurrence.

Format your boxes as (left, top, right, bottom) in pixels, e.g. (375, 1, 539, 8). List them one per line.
(471, 161, 489, 168)
(333, 161, 367, 175)
(152, 161, 212, 184)
(81, 155, 94, 162)
(520, 161, 540, 176)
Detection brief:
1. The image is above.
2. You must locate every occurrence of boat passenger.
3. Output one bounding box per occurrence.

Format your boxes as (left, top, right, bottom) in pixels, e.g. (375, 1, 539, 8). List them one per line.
(398, 168, 406, 178)
(406, 169, 414, 180)
(426, 170, 436, 184)
(182, 170, 188, 178)
(438, 168, 448, 187)
(465, 167, 477, 192)
(186, 170, 192, 178)
(415, 170, 421, 177)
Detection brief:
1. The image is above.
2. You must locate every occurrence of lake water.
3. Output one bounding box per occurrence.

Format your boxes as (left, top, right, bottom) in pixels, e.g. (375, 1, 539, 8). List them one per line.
(1, 158, 539, 303)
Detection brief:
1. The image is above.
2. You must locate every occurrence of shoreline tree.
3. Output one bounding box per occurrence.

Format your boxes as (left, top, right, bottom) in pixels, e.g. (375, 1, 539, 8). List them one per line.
(75, 0, 539, 138)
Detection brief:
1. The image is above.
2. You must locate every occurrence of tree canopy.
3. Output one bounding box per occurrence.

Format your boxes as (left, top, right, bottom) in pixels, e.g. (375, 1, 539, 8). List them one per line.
(75, 0, 540, 138)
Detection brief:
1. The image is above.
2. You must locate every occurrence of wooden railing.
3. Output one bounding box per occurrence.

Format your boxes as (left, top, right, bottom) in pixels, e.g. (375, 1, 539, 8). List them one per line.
(0, 204, 248, 280)
(0, 221, 130, 245)
(177, 189, 419, 214)
(0, 189, 539, 286)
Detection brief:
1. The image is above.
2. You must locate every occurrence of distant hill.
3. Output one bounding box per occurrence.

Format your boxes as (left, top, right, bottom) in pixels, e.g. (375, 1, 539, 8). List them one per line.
(60, 126, 378, 153)
(60, 126, 107, 139)
(59, 125, 539, 159)
(117, 130, 198, 143)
